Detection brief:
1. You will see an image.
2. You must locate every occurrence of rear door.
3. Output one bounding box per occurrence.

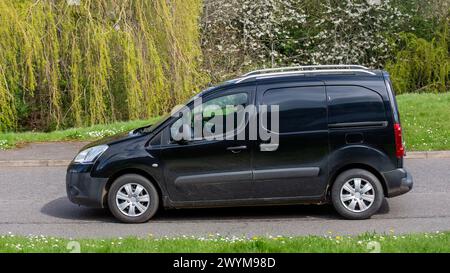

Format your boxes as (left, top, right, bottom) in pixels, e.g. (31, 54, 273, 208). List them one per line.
(252, 80, 329, 199)
(327, 85, 390, 158)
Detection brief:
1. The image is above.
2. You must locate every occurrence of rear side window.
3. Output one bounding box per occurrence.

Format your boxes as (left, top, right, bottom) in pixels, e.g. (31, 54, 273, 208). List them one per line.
(261, 86, 327, 133)
(385, 76, 400, 123)
(327, 86, 386, 124)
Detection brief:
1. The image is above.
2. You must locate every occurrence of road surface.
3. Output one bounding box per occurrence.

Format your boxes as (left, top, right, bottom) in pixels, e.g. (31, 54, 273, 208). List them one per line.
(0, 157, 448, 238)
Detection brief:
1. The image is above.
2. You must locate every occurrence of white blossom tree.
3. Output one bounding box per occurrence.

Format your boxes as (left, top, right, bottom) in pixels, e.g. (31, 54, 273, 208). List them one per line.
(301, 0, 410, 67)
(201, 0, 307, 81)
(201, 0, 410, 81)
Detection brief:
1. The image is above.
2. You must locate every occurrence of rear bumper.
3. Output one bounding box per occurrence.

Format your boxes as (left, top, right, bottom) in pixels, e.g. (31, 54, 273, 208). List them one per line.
(382, 168, 413, 197)
(66, 164, 108, 208)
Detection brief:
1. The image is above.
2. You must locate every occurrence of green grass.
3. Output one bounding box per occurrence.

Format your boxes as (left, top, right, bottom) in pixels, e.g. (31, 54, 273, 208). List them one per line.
(0, 232, 448, 253)
(0, 117, 160, 150)
(0, 93, 449, 151)
(397, 93, 450, 151)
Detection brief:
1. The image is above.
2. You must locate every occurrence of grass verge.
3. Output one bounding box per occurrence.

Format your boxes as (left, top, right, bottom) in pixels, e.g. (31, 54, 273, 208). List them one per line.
(397, 93, 450, 151)
(0, 118, 159, 150)
(0, 93, 449, 151)
(0, 232, 448, 253)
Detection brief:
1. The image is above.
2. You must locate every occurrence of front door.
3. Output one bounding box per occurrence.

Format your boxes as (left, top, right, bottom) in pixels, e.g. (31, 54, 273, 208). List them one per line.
(252, 81, 329, 199)
(159, 85, 256, 202)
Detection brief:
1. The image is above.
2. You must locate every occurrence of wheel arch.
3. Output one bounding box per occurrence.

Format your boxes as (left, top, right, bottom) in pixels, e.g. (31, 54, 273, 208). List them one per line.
(102, 168, 164, 208)
(327, 163, 388, 198)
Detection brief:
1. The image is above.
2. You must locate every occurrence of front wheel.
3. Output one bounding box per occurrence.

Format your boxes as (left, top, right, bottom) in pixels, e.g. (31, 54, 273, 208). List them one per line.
(108, 174, 159, 223)
(331, 169, 384, 220)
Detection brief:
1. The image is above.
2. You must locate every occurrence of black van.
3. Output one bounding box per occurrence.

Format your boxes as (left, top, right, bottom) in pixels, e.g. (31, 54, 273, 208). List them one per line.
(66, 65, 413, 223)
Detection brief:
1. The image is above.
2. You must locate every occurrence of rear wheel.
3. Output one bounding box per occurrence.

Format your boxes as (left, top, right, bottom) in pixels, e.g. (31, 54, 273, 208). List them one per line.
(331, 169, 384, 220)
(108, 174, 159, 223)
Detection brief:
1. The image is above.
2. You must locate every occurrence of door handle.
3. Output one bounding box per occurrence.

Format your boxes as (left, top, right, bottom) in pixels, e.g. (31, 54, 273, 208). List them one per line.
(227, 145, 247, 153)
(260, 143, 279, 152)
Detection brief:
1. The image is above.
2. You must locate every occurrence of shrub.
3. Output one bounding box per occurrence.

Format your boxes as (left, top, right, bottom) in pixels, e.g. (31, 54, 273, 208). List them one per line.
(386, 24, 449, 94)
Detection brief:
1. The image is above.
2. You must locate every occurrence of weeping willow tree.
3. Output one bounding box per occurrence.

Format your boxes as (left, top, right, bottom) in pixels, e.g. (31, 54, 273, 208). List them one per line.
(0, 0, 206, 132)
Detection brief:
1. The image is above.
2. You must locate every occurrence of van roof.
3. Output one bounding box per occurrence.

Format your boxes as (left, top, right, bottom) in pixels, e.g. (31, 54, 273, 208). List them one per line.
(235, 64, 383, 83)
(200, 65, 385, 97)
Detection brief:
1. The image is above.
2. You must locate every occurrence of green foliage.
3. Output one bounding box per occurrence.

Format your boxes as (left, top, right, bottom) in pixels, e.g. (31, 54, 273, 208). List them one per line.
(392, 0, 449, 40)
(0, 0, 206, 132)
(2, 0, 449, 133)
(386, 23, 450, 94)
(201, 0, 449, 85)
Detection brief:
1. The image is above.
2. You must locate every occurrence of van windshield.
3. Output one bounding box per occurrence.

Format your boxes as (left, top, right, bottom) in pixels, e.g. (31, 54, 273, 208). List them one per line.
(138, 94, 201, 134)
(137, 81, 235, 134)
(143, 113, 171, 133)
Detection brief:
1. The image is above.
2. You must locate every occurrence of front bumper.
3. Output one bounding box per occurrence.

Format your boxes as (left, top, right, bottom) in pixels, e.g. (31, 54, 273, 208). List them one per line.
(382, 168, 413, 197)
(66, 164, 108, 208)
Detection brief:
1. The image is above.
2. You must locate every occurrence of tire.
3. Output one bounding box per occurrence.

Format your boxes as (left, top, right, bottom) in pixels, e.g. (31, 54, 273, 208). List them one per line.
(108, 174, 159, 223)
(331, 169, 384, 220)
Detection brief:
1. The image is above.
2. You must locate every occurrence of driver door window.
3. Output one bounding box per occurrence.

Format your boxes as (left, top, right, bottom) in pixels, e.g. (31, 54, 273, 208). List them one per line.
(170, 92, 248, 142)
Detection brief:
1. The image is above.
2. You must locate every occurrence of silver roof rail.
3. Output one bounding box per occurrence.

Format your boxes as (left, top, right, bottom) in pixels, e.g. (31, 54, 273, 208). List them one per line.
(236, 65, 375, 83)
(242, 64, 370, 77)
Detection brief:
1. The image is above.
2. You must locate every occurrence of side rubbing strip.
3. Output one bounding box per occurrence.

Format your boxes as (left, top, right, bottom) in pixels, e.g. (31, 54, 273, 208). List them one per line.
(175, 171, 252, 186)
(253, 167, 320, 180)
(328, 121, 388, 129)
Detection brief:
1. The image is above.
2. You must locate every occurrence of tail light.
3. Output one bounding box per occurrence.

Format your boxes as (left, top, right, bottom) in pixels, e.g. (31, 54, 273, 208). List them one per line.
(394, 123, 405, 158)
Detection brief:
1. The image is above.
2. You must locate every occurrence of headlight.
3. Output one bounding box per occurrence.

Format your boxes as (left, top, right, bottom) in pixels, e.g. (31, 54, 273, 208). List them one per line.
(73, 145, 108, 164)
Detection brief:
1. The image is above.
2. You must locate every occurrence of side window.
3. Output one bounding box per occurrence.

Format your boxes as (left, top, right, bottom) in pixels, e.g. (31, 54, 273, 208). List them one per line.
(327, 86, 386, 124)
(170, 92, 248, 141)
(149, 130, 162, 146)
(261, 86, 327, 133)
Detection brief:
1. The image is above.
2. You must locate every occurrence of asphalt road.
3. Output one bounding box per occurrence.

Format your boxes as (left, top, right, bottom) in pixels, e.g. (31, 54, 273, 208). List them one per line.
(0, 158, 449, 238)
